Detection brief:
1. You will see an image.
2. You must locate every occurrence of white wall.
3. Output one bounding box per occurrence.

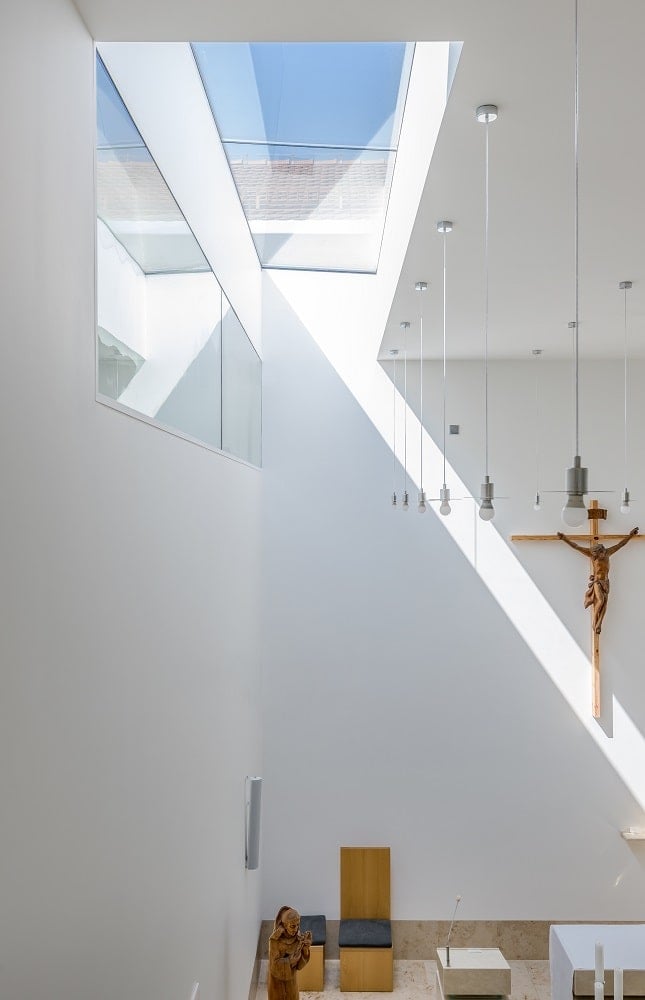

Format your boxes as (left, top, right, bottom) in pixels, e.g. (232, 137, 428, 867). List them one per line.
(260, 275, 645, 922)
(0, 4, 262, 999)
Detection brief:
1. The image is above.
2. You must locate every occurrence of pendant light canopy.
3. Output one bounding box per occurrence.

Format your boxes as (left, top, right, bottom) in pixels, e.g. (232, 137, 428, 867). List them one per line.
(562, 0, 589, 528)
(415, 280, 428, 513)
(561, 320, 589, 527)
(476, 104, 498, 522)
(619, 280, 632, 514)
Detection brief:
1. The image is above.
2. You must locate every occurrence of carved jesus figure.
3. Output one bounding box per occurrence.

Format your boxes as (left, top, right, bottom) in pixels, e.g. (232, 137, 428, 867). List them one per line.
(557, 527, 639, 633)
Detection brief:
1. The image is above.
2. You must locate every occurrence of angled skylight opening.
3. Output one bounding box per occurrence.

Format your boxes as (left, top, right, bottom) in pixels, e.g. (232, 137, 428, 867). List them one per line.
(192, 42, 415, 273)
(96, 56, 210, 275)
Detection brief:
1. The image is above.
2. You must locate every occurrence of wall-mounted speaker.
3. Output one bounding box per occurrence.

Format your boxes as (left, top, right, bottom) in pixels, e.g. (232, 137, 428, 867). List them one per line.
(245, 776, 262, 870)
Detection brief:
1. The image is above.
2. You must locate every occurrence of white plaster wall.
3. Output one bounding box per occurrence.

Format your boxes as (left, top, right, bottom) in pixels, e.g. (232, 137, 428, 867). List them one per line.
(0, 3, 262, 999)
(260, 277, 645, 922)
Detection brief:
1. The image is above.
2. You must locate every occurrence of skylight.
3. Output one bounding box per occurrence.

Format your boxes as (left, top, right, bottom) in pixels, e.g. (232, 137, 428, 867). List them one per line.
(192, 42, 415, 273)
(96, 56, 209, 274)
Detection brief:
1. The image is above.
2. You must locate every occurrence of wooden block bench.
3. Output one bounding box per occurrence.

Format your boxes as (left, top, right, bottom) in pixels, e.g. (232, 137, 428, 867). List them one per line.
(297, 914, 326, 992)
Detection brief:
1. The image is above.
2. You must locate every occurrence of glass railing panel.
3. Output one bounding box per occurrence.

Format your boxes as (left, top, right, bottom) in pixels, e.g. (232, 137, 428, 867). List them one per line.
(222, 295, 262, 466)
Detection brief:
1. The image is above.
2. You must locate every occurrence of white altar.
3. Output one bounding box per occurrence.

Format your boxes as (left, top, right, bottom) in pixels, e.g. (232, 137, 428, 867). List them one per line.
(550, 925, 645, 1000)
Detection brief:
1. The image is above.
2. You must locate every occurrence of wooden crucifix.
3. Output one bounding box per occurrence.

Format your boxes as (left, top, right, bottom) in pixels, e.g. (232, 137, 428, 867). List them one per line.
(512, 501, 641, 718)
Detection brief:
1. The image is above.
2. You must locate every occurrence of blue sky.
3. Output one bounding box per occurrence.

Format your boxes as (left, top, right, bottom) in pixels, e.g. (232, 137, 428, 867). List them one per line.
(96, 56, 144, 149)
(192, 42, 410, 150)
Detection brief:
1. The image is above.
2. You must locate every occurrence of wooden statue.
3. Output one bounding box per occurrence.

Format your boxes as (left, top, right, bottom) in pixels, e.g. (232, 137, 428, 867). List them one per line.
(557, 527, 639, 634)
(268, 905, 312, 1000)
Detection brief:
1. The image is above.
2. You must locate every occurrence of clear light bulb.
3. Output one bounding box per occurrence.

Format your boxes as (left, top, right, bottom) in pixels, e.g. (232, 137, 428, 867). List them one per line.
(440, 501, 451, 516)
(418, 490, 427, 513)
(561, 495, 586, 527)
(620, 488, 630, 515)
(479, 499, 495, 521)
(401, 490, 409, 511)
(479, 476, 495, 521)
(562, 458, 587, 526)
(533, 491, 542, 512)
(439, 485, 451, 516)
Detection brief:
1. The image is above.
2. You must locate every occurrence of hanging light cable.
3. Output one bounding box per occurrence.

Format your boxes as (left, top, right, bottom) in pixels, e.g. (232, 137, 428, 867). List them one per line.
(390, 349, 399, 508)
(415, 281, 428, 513)
(619, 280, 632, 514)
(562, 0, 589, 527)
(532, 348, 543, 510)
(476, 104, 498, 521)
(437, 220, 453, 516)
(400, 321, 410, 510)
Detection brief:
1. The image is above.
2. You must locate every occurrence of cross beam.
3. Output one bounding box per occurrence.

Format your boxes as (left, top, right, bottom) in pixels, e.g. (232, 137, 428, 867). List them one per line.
(511, 501, 642, 718)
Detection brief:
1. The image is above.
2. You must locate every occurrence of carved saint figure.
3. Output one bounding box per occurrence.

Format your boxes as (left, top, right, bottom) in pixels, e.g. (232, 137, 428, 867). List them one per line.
(268, 905, 312, 1000)
(557, 527, 639, 633)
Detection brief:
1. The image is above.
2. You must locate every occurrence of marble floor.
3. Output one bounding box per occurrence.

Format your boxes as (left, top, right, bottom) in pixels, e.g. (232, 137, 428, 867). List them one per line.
(254, 958, 551, 1000)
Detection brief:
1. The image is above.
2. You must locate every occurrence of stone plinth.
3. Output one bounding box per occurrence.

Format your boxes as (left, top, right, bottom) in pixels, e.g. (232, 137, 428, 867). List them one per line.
(436, 947, 511, 996)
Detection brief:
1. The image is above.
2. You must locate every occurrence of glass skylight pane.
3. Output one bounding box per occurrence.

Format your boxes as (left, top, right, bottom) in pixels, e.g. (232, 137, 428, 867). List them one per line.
(97, 55, 145, 149)
(192, 42, 413, 272)
(193, 42, 408, 149)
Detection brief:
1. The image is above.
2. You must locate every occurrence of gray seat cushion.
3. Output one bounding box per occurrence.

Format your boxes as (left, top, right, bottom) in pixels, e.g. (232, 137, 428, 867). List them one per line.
(339, 919, 392, 948)
(299, 914, 326, 945)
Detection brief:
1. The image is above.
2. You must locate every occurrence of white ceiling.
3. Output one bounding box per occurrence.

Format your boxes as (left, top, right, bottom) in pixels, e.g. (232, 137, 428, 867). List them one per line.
(75, 0, 645, 359)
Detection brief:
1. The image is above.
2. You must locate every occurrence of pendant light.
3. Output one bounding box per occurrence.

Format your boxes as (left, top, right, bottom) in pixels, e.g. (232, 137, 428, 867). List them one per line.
(415, 280, 428, 513)
(532, 348, 543, 511)
(562, 0, 589, 528)
(619, 280, 632, 514)
(390, 348, 399, 508)
(562, 319, 587, 525)
(437, 220, 453, 516)
(400, 321, 411, 510)
(476, 104, 498, 521)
